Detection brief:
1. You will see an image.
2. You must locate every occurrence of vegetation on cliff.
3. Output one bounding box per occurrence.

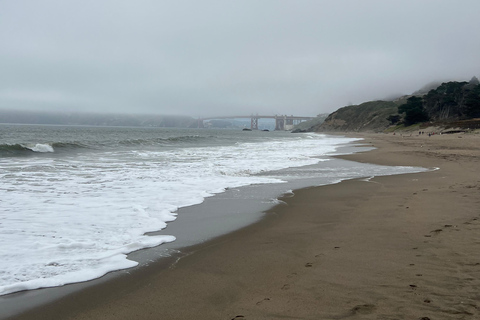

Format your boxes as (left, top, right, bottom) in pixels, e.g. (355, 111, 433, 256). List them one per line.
(398, 96, 429, 126)
(423, 78, 480, 120)
(315, 77, 480, 132)
(315, 101, 400, 132)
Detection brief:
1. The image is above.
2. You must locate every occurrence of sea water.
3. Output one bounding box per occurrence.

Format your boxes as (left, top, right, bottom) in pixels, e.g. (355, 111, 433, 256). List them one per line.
(0, 124, 426, 296)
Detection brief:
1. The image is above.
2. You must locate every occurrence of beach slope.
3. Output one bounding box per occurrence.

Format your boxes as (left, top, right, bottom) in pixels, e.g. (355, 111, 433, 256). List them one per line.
(10, 132, 480, 320)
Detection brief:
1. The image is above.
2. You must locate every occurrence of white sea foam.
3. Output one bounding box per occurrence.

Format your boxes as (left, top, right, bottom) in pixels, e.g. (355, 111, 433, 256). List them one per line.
(0, 133, 361, 295)
(28, 143, 54, 153)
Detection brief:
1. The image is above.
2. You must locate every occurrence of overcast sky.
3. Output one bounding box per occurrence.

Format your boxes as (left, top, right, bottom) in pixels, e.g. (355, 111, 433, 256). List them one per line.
(1, 0, 479, 117)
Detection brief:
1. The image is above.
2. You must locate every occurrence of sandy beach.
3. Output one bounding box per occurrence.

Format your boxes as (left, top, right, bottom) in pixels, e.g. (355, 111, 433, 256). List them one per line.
(8, 132, 480, 320)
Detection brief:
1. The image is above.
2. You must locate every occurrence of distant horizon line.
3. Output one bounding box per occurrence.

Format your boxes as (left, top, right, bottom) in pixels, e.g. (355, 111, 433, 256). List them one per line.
(0, 108, 319, 119)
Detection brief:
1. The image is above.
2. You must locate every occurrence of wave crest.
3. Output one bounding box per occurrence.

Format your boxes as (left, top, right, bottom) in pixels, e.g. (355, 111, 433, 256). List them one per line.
(0, 143, 54, 156)
(0, 135, 207, 157)
(29, 144, 54, 153)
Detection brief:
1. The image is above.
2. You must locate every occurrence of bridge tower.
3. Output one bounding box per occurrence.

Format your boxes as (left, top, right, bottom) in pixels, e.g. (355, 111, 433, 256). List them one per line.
(250, 115, 259, 130)
(275, 115, 285, 130)
(285, 115, 294, 130)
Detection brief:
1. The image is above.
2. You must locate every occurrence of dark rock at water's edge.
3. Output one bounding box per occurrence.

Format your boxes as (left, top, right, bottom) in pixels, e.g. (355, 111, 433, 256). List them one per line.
(291, 128, 308, 133)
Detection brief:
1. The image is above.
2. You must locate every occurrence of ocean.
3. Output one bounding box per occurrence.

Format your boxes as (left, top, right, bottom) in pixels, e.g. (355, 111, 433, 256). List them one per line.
(0, 124, 427, 297)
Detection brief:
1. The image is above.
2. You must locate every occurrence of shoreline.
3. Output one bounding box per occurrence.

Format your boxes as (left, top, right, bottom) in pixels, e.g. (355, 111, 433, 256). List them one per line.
(7, 132, 480, 319)
(1, 137, 379, 318)
(0, 137, 369, 318)
(0, 136, 408, 318)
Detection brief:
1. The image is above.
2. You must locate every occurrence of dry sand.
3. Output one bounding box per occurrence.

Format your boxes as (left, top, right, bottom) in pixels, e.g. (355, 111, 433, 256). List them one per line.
(9, 132, 480, 320)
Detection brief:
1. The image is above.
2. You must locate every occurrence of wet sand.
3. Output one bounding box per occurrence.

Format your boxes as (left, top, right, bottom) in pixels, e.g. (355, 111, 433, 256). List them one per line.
(8, 132, 480, 319)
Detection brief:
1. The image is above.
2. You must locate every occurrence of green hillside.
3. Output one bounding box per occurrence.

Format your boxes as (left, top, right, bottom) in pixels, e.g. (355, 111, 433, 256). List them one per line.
(313, 77, 480, 133)
(315, 100, 400, 132)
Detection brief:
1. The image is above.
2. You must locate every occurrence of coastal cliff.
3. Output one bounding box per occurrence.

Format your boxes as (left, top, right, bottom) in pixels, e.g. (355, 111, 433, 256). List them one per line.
(312, 77, 480, 133)
(314, 100, 400, 132)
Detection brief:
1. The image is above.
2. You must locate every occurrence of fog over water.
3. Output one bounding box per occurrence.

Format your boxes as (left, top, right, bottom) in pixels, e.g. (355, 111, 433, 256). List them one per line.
(1, 0, 479, 117)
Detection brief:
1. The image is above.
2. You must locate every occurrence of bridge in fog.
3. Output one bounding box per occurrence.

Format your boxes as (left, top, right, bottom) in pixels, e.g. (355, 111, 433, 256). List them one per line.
(197, 115, 314, 130)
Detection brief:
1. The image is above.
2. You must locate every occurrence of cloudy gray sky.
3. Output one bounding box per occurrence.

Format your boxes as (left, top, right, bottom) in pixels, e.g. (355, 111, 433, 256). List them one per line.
(1, 0, 479, 117)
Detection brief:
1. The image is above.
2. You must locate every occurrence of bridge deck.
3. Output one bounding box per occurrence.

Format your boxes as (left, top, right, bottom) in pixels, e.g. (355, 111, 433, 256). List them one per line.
(199, 115, 314, 120)
(197, 114, 314, 130)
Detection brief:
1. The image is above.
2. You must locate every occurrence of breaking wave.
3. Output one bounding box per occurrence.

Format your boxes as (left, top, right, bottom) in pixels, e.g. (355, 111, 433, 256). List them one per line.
(0, 135, 210, 157)
(0, 142, 87, 156)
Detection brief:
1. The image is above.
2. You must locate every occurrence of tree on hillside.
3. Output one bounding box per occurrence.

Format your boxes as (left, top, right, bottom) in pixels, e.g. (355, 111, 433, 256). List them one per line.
(398, 96, 429, 126)
(423, 81, 468, 120)
(464, 84, 480, 118)
(386, 114, 401, 125)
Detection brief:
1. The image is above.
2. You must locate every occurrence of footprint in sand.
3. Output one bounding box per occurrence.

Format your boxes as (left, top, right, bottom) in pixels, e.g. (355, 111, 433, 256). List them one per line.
(464, 262, 480, 266)
(255, 298, 270, 305)
(350, 304, 376, 315)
